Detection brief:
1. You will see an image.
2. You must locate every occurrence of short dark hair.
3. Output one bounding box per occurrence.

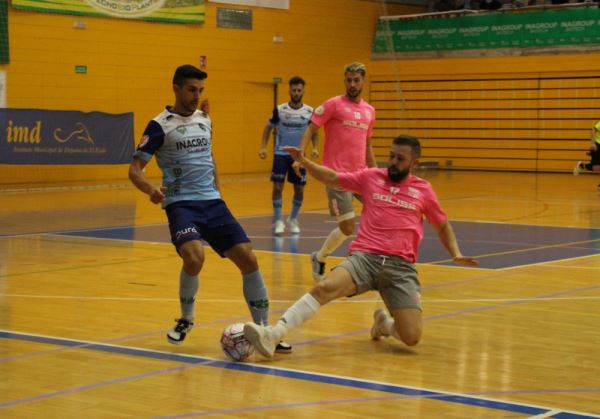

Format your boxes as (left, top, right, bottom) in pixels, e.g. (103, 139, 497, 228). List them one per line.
(344, 62, 366, 77)
(289, 76, 305, 86)
(173, 64, 208, 86)
(393, 135, 421, 158)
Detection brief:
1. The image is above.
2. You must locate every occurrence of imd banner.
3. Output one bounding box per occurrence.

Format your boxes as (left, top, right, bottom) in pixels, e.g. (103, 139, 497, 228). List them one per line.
(0, 108, 134, 164)
(12, 0, 205, 24)
(373, 8, 600, 53)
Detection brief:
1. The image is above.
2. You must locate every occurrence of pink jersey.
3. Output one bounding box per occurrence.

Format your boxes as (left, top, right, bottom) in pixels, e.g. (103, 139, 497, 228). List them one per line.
(338, 168, 447, 263)
(311, 95, 375, 172)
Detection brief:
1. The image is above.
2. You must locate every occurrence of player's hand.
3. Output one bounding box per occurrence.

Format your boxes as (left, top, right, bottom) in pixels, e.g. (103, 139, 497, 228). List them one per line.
(258, 148, 267, 159)
(149, 186, 166, 204)
(284, 146, 303, 161)
(200, 99, 210, 114)
(453, 256, 479, 266)
(311, 149, 319, 159)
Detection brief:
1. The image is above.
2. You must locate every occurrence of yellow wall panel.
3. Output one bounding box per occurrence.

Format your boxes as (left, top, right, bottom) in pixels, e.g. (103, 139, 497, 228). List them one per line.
(2, 1, 420, 185)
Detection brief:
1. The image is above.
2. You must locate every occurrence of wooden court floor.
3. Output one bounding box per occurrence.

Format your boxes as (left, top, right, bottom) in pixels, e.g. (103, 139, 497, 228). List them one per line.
(1, 170, 599, 418)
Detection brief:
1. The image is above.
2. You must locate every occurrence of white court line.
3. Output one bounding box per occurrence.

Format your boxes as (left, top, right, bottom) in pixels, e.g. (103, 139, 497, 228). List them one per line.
(2, 294, 599, 304)
(526, 409, 563, 418)
(2, 329, 599, 419)
(498, 253, 600, 271)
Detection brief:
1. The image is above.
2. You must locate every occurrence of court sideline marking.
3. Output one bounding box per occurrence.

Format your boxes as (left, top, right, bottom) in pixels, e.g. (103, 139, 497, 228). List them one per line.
(0, 330, 598, 419)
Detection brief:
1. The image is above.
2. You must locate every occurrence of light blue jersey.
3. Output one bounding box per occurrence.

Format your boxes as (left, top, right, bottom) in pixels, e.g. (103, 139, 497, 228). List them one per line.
(134, 107, 221, 208)
(269, 103, 313, 156)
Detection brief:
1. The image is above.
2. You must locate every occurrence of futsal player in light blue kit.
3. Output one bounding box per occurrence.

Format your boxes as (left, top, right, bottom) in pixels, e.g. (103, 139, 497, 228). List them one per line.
(259, 76, 318, 235)
(128, 64, 290, 353)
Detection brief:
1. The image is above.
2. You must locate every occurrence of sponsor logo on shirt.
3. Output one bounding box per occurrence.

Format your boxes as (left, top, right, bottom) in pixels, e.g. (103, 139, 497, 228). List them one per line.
(176, 137, 210, 151)
(315, 105, 324, 115)
(408, 187, 420, 199)
(342, 120, 369, 130)
(372, 192, 416, 210)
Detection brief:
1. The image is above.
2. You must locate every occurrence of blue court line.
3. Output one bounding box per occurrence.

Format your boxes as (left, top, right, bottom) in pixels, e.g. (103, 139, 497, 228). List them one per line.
(1, 331, 598, 418)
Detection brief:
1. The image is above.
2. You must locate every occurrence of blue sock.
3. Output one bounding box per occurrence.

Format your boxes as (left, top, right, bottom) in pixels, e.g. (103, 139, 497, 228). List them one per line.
(290, 197, 302, 220)
(179, 269, 199, 320)
(272, 198, 283, 222)
(242, 270, 269, 325)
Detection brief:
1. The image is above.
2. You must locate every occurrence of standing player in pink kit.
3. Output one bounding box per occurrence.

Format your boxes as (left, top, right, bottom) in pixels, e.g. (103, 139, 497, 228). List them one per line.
(244, 135, 478, 358)
(294, 62, 377, 282)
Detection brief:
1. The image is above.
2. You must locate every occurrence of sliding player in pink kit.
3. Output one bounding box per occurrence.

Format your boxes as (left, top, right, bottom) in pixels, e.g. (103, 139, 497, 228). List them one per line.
(294, 62, 376, 282)
(245, 135, 478, 358)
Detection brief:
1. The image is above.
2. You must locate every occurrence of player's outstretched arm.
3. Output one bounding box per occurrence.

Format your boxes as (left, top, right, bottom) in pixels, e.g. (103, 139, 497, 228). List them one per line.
(432, 220, 478, 266)
(284, 146, 340, 188)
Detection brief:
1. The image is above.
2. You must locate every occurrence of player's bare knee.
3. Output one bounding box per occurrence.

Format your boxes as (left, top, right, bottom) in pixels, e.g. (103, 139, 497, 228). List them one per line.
(238, 250, 259, 273)
(396, 325, 421, 347)
(183, 255, 204, 275)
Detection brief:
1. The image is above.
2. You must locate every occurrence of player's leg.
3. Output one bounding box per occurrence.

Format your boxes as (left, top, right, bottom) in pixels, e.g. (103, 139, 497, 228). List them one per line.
(202, 199, 292, 353)
(286, 157, 306, 234)
(370, 258, 423, 346)
(165, 203, 206, 345)
(244, 264, 358, 358)
(311, 188, 355, 282)
(223, 242, 269, 325)
(270, 155, 287, 234)
(272, 182, 285, 234)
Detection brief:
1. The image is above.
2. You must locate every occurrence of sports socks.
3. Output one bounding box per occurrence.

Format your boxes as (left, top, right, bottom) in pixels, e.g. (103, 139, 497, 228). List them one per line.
(179, 269, 199, 320)
(289, 196, 302, 220)
(243, 270, 270, 326)
(274, 293, 321, 339)
(272, 198, 283, 222)
(316, 227, 349, 261)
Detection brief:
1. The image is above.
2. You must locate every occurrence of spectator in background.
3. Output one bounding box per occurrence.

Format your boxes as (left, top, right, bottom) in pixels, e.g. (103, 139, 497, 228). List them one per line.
(573, 120, 600, 190)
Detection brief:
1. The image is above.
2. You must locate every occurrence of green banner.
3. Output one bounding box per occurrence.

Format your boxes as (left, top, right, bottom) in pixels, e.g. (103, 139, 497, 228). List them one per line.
(1, 0, 8, 64)
(12, 0, 205, 24)
(373, 8, 599, 53)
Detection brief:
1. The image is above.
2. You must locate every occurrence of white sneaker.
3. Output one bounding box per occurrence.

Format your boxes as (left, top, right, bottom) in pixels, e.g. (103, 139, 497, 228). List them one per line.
(287, 218, 300, 234)
(573, 161, 584, 176)
(273, 220, 285, 235)
(243, 323, 277, 358)
(370, 309, 390, 340)
(167, 318, 194, 345)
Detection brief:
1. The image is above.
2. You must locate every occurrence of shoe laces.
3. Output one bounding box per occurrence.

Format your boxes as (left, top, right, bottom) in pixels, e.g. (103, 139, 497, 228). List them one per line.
(174, 318, 192, 332)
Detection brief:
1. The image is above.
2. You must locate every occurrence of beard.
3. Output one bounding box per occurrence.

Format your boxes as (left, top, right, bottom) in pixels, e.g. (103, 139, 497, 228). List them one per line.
(387, 166, 409, 183)
(346, 87, 362, 99)
(290, 95, 303, 107)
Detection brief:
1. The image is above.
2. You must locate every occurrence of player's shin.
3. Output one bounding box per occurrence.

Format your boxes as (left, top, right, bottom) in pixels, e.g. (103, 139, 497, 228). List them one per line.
(242, 270, 269, 325)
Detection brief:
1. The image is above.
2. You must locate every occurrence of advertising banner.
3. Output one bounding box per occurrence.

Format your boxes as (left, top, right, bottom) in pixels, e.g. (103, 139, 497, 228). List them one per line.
(373, 8, 600, 53)
(0, 108, 134, 164)
(12, 0, 205, 24)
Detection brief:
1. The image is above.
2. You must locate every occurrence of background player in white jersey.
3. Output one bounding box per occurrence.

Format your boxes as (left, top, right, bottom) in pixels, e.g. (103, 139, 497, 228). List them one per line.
(294, 62, 377, 282)
(259, 76, 318, 235)
(244, 136, 478, 358)
(128, 64, 290, 353)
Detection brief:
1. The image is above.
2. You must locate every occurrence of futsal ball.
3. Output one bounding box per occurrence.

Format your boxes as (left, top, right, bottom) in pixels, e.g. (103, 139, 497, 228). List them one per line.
(220, 323, 255, 362)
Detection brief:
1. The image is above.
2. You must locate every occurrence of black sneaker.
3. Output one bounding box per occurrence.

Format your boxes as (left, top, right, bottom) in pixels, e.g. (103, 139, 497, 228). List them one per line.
(311, 251, 326, 283)
(167, 318, 194, 345)
(275, 341, 292, 354)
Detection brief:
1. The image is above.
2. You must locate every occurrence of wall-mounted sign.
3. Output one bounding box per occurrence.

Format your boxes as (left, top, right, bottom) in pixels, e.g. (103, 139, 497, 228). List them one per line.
(217, 8, 252, 30)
